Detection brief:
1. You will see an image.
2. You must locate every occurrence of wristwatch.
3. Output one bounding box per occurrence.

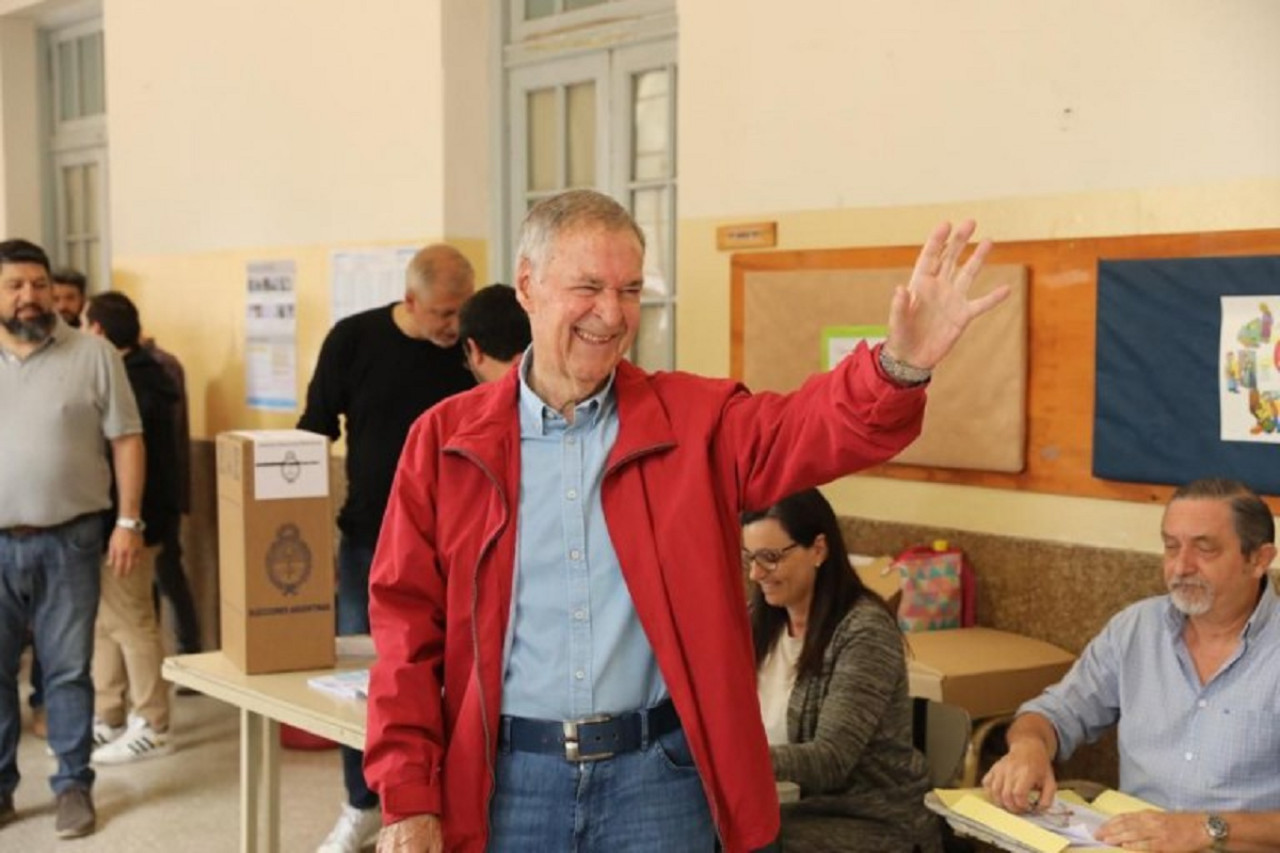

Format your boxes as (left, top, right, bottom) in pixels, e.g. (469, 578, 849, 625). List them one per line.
(115, 517, 146, 533)
(877, 346, 932, 387)
(1205, 813, 1228, 851)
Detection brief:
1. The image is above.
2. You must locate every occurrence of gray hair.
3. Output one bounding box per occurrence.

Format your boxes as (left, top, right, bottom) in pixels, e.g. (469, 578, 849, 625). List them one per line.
(405, 244, 475, 296)
(515, 189, 645, 275)
(1171, 477, 1275, 556)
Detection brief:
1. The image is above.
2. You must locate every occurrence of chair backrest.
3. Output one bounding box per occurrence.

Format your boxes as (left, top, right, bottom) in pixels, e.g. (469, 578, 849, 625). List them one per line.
(912, 698, 972, 787)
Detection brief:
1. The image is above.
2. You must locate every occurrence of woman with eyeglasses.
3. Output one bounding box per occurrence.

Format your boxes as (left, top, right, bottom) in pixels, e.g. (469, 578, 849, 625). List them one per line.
(743, 489, 940, 853)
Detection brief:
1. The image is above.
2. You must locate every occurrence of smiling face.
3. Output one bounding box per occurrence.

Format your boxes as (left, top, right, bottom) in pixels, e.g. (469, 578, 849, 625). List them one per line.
(1162, 497, 1273, 620)
(515, 224, 643, 413)
(742, 517, 827, 618)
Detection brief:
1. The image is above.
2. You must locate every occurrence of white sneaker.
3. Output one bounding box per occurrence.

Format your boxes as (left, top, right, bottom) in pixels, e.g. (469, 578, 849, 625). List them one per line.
(91, 714, 172, 765)
(92, 718, 125, 748)
(316, 803, 381, 853)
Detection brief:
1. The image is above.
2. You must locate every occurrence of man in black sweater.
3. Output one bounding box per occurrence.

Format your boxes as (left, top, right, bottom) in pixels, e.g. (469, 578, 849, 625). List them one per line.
(298, 243, 476, 853)
(83, 292, 181, 765)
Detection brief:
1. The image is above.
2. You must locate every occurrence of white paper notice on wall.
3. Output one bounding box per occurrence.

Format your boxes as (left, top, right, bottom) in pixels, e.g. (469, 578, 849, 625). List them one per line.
(232, 429, 330, 500)
(330, 246, 419, 325)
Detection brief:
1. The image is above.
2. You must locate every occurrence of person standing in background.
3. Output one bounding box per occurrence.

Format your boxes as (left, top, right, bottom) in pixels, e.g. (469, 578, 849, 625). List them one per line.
(298, 244, 477, 853)
(50, 267, 87, 328)
(83, 292, 181, 765)
(458, 283, 531, 383)
(0, 239, 144, 839)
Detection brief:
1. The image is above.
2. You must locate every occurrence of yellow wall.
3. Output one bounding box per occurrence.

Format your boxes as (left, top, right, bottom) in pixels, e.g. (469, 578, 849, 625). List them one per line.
(112, 239, 487, 438)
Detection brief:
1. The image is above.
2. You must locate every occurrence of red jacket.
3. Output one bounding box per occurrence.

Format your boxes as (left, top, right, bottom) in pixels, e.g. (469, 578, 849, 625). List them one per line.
(365, 343, 925, 851)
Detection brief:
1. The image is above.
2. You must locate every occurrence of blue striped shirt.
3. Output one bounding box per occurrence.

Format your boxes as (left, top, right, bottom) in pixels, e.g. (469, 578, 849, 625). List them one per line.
(500, 354, 668, 720)
(1021, 585, 1280, 811)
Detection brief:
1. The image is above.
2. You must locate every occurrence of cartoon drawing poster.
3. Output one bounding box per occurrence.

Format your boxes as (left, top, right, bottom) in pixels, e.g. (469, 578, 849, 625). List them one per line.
(1220, 296, 1280, 443)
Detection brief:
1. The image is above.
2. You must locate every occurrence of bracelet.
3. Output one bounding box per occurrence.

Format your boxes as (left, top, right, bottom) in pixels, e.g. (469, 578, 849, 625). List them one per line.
(878, 347, 932, 387)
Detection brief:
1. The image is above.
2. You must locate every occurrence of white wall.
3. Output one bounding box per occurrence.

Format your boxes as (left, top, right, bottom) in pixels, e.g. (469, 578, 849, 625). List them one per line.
(105, 0, 451, 256)
(0, 16, 40, 239)
(442, 0, 492, 243)
(678, 0, 1280, 218)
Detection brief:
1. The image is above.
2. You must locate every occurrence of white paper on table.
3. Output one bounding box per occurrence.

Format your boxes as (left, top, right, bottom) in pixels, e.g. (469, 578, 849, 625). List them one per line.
(1021, 801, 1111, 848)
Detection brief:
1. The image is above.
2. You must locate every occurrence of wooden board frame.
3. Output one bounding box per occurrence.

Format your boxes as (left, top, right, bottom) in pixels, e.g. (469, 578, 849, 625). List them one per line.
(730, 228, 1280, 506)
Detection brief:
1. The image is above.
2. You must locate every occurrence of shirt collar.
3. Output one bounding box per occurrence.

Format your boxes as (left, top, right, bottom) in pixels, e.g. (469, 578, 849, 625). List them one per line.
(517, 346, 616, 434)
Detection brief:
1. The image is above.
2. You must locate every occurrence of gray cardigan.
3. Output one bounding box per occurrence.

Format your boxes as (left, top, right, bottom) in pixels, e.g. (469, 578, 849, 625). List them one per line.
(770, 598, 941, 853)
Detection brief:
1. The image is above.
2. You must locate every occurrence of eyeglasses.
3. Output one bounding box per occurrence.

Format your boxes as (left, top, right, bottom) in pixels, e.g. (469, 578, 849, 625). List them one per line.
(741, 542, 801, 572)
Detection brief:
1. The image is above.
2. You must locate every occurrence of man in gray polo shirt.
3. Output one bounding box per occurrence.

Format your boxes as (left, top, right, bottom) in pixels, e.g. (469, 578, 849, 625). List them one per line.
(0, 238, 145, 840)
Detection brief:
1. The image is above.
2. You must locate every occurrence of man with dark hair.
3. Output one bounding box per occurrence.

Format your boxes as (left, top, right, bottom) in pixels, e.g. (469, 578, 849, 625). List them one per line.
(0, 239, 144, 838)
(364, 190, 1008, 852)
(299, 244, 477, 853)
(83, 292, 181, 765)
(986, 477, 1280, 850)
(50, 268, 87, 328)
(458, 284, 531, 383)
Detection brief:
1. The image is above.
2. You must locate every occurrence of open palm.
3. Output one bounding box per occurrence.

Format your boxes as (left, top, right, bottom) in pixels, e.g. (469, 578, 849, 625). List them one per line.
(885, 220, 1008, 370)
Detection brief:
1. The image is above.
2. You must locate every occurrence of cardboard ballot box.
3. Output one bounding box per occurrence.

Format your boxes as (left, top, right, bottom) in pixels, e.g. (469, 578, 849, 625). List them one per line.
(906, 627, 1075, 720)
(217, 429, 335, 674)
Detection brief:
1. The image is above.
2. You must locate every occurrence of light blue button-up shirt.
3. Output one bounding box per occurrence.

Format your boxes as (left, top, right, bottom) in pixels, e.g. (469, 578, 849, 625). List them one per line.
(1021, 585, 1280, 811)
(500, 354, 668, 720)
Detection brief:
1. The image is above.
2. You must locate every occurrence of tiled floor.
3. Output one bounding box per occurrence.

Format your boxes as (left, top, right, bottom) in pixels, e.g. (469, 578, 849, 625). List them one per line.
(6, 673, 359, 851)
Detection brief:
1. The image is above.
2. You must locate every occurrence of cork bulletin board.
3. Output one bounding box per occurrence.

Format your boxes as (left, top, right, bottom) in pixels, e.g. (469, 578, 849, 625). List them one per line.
(729, 228, 1280, 507)
(742, 265, 1028, 472)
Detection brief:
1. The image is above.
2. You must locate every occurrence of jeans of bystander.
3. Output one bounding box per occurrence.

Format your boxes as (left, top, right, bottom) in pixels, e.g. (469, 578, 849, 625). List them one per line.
(0, 514, 103, 797)
(337, 536, 378, 811)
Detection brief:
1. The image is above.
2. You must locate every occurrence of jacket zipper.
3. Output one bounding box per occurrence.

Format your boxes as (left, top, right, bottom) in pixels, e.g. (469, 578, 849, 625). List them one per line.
(602, 438, 728, 844)
(444, 446, 509, 835)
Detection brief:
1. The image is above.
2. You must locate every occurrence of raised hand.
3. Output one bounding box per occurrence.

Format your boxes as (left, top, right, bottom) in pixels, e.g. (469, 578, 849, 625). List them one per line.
(885, 220, 1008, 371)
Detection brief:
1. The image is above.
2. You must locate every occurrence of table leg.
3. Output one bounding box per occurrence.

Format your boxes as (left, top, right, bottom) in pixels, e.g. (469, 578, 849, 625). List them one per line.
(264, 719, 280, 850)
(240, 711, 282, 853)
(241, 708, 261, 853)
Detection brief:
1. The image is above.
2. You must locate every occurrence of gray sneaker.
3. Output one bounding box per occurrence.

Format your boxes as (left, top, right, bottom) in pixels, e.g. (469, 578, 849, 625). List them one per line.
(54, 787, 95, 839)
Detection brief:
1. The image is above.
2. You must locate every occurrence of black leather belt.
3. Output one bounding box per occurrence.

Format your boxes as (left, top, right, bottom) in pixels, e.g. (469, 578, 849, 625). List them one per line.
(1, 526, 44, 538)
(501, 698, 681, 762)
(0, 514, 90, 539)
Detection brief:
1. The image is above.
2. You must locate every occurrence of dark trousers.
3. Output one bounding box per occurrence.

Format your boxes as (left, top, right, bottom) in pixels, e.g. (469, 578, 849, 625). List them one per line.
(151, 526, 201, 654)
(338, 537, 378, 810)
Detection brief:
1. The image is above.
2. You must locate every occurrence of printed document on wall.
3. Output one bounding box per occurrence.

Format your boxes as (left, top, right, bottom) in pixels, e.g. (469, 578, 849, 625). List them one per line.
(1219, 296, 1280, 443)
(245, 259, 298, 411)
(330, 247, 419, 325)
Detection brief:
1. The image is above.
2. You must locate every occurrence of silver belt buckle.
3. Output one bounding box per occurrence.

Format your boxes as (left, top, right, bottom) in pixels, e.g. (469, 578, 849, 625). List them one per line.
(562, 713, 615, 762)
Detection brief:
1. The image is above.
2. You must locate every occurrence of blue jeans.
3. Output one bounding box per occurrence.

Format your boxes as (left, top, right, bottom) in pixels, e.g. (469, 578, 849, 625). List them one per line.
(337, 536, 378, 810)
(0, 514, 103, 796)
(488, 724, 716, 852)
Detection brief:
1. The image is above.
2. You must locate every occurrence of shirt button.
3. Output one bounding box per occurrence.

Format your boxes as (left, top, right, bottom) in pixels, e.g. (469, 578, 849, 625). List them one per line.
(1185, 751, 1194, 761)
(566, 489, 578, 500)
(569, 549, 581, 561)
(575, 670, 585, 680)
(566, 436, 577, 446)
(574, 609, 587, 621)
(1197, 699, 1208, 709)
